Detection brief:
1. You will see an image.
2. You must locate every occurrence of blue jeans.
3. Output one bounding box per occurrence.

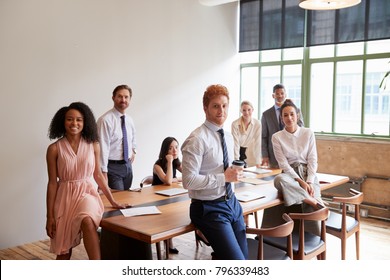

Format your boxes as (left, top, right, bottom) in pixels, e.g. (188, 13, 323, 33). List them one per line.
(190, 195, 248, 260)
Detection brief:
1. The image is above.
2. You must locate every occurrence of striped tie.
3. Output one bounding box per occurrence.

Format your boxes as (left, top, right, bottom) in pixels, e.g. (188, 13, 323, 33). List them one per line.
(217, 129, 232, 198)
(121, 115, 129, 162)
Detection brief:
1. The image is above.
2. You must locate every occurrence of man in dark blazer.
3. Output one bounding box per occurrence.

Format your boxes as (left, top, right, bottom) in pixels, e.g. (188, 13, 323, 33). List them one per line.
(261, 84, 304, 168)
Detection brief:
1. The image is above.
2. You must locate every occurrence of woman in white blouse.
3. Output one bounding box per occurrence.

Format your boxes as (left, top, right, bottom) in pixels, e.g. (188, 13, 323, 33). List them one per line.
(231, 101, 262, 168)
(271, 99, 325, 210)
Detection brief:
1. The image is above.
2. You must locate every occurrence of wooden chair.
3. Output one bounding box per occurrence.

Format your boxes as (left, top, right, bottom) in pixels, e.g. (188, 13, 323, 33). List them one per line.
(140, 175, 153, 188)
(326, 188, 364, 260)
(139, 175, 169, 260)
(263, 207, 329, 260)
(246, 213, 293, 260)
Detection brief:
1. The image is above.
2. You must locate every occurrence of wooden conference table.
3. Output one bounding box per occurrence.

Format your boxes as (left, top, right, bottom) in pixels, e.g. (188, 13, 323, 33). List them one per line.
(99, 169, 349, 260)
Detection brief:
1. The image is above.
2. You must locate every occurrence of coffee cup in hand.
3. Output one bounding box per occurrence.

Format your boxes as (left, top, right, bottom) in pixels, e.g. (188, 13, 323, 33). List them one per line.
(232, 160, 245, 169)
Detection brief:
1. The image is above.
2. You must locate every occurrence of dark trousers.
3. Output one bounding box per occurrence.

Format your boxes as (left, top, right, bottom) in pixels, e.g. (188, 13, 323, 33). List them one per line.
(190, 195, 248, 260)
(107, 161, 133, 191)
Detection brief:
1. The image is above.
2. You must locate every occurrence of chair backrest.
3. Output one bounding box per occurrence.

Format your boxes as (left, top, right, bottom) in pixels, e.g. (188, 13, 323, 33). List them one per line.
(140, 175, 153, 188)
(246, 213, 294, 260)
(288, 207, 329, 260)
(332, 188, 363, 221)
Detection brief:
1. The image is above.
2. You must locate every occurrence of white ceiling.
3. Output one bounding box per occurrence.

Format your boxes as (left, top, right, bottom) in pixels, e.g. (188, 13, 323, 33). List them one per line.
(199, 0, 238, 6)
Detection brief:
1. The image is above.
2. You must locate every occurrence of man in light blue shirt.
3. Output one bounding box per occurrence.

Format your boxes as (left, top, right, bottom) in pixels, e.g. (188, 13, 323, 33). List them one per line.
(97, 85, 137, 191)
(181, 84, 248, 260)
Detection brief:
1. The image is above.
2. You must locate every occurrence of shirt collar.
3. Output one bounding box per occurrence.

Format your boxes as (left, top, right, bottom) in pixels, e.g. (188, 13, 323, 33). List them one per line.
(112, 107, 125, 117)
(283, 125, 301, 136)
(204, 120, 223, 132)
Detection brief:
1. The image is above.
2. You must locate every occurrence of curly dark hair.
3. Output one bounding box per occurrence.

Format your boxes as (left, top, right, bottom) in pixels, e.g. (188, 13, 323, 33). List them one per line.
(48, 102, 99, 143)
(155, 137, 181, 172)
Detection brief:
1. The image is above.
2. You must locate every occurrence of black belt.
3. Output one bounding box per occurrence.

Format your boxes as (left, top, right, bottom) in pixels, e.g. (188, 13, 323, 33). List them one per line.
(108, 159, 127, 164)
(191, 194, 232, 203)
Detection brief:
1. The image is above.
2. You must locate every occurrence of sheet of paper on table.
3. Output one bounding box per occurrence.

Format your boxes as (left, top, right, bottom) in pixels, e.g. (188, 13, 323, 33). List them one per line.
(239, 177, 270, 185)
(120, 206, 162, 217)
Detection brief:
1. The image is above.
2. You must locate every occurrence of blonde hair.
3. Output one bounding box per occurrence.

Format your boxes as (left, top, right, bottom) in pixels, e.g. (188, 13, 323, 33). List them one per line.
(239, 100, 254, 134)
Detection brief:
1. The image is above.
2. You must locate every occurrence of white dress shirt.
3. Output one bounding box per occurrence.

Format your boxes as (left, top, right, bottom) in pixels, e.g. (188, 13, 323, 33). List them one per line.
(272, 126, 317, 183)
(97, 108, 136, 172)
(181, 120, 235, 200)
(231, 117, 262, 167)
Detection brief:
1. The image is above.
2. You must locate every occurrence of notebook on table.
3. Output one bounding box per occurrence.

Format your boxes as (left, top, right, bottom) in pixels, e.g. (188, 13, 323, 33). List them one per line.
(235, 191, 265, 202)
(239, 177, 269, 185)
(155, 188, 188, 196)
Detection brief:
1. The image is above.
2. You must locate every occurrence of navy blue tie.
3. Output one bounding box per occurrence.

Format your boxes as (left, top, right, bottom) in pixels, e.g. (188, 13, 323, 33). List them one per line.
(217, 129, 232, 198)
(121, 115, 129, 162)
(278, 108, 284, 130)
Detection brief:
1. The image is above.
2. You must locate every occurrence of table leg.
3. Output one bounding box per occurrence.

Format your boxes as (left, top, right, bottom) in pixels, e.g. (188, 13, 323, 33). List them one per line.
(100, 229, 152, 260)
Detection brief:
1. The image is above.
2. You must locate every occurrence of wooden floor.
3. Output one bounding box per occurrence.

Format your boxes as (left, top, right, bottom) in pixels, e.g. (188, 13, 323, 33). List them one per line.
(1, 217, 389, 260)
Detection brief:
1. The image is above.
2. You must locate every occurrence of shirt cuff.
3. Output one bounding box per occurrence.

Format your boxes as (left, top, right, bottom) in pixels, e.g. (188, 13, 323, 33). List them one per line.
(217, 173, 225, 187)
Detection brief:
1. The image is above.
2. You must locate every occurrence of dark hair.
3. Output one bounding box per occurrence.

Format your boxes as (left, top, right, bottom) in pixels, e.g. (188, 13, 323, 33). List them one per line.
(155, 137, 181, 171)
(273, 84, 285, 93)
(203, 84, 229, 108)
(48, 102, 99, 143)
(280, 99, 298, 114)
(113, 84, 132, 98)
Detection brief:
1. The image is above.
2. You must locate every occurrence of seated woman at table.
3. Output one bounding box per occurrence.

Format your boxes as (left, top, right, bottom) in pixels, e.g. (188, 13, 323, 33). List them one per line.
(152, 136, 183, 253)
(271, 99, 325, 233)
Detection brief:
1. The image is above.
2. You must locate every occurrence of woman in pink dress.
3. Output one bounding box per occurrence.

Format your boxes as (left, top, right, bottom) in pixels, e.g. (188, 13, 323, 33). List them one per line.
(46, 102, 128, 260)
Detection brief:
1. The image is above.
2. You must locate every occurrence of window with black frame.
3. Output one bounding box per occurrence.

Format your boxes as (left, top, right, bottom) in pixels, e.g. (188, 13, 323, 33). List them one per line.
(239, 0, 390, 138)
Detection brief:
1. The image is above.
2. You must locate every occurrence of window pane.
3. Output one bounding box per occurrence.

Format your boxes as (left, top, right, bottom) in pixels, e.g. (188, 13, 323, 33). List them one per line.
(240, 51, 260, 64)
(364, 59, 390, 135)
(284, 0, 305, 48)
(366, 39, 390, 54)
(310, 63, 334, 132)
(283, 47, 303, 60)
(367, 0, 390, 40)
(283, 64, 302, 106)
(308, 10, 336, 46)
(337, 42, 364, 56)
(337, 2, 366, 43)
(260, 66, 280, 113)
(334, 61, 363, 134)
(261, 0, 282, 50)
(260, 49, 281, 62)
(241, 67, 259, 117)
(309, 45, 334, 58)
(239, 0, 260, 52)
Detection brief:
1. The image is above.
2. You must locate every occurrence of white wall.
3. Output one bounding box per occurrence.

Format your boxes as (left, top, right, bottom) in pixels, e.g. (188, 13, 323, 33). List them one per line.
(0, 0, 240, 249)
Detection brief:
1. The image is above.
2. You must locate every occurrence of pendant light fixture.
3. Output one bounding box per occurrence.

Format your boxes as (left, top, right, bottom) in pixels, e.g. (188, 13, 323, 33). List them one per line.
(299, 0, 361, 10)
